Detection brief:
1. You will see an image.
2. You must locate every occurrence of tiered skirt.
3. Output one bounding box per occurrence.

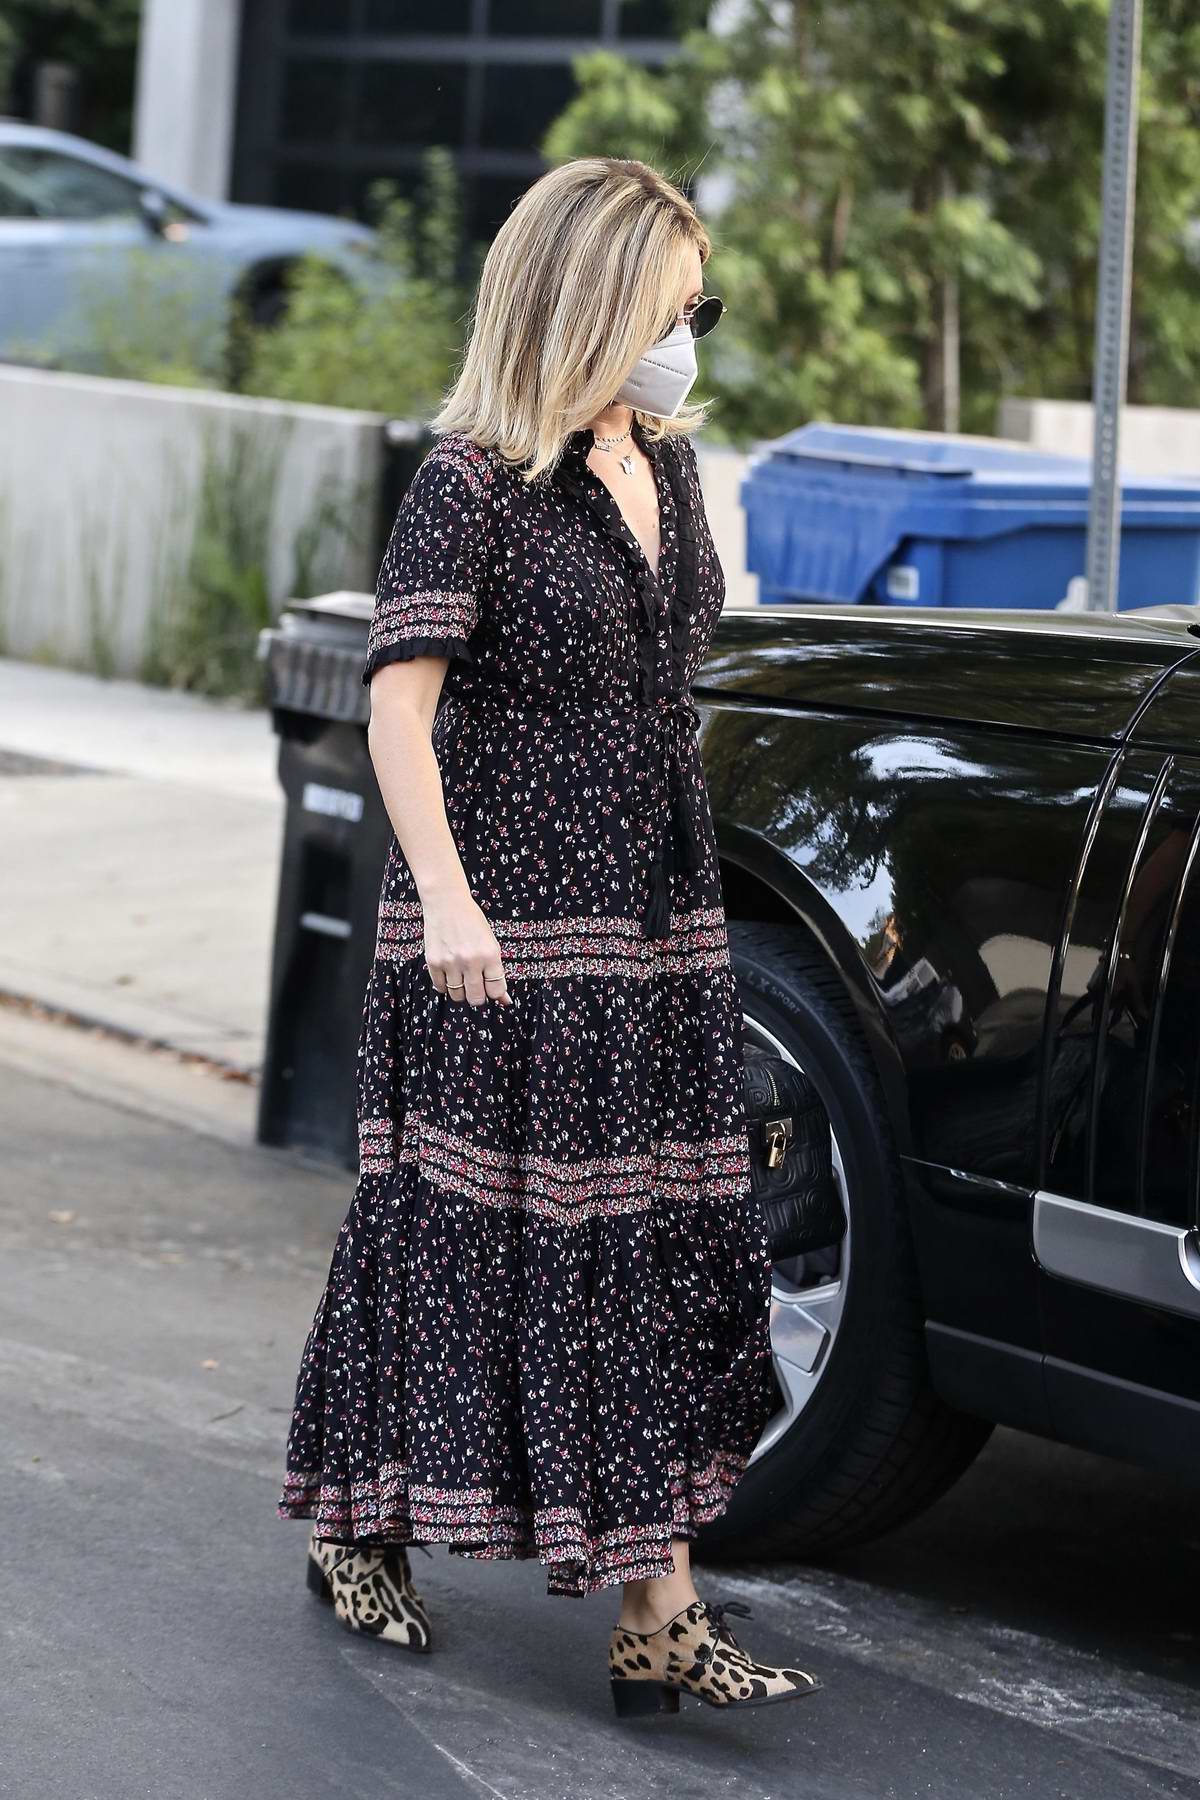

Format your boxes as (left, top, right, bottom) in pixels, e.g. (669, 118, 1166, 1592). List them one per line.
(278, 893, 776, 1597)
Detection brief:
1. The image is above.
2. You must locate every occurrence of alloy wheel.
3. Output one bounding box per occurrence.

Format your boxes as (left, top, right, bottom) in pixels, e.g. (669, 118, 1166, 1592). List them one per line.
(742, 1010, 852, 1462)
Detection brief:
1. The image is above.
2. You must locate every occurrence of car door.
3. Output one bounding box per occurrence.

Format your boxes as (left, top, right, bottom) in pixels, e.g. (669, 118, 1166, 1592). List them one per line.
(0, 150, 62, 350)
(0, 145, 165, 360)
(1035, 650, 1200, 1445)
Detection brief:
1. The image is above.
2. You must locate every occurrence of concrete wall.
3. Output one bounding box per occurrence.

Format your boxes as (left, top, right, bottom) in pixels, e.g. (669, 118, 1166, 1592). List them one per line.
(0, 367, 383, 679)
(999, 397, 1200, 478)
(0, 364, 757, 683)
(133, 0, 242, 201)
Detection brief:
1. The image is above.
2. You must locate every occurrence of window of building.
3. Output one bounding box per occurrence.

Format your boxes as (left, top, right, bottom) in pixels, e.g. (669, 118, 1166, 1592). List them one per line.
(287, 0, 350, 33)
(615, 0, 678, 37)
(234, 0, 685, 219)
(279, 57, 353, 144)
(364, 0, 473, 30)
(469, 173, 529, 240)
(485, 1, 603, 36)
(360, 60, 470, 145)
(275, 161, 354, 217)
(479, 60, 577, 149)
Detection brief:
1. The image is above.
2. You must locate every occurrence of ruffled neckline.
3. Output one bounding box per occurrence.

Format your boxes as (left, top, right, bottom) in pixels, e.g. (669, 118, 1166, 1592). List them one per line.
(556, 418, 699, 702)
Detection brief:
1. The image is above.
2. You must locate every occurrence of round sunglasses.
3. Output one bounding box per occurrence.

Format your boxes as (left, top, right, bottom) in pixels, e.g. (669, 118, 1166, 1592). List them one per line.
(656, 292, 726, 343)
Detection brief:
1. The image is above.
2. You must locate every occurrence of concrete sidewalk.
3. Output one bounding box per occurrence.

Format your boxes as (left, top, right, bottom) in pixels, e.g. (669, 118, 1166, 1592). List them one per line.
(0, 658, 282, 1072)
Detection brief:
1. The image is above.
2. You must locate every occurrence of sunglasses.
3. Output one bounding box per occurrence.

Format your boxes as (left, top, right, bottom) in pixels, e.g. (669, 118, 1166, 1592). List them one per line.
(656, 293, 726, 343)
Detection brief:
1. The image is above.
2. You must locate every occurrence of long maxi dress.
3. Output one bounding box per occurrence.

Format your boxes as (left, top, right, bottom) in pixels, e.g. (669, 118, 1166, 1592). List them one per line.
(277, 417, 776, 1598)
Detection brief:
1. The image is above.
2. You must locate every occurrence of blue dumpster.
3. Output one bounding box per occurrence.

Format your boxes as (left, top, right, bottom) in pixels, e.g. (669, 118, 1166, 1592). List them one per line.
(741, 423, 1200, 610)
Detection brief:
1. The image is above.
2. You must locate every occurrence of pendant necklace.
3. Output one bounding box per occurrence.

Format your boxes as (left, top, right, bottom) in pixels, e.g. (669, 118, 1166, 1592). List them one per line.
(593, 424, 636, 477)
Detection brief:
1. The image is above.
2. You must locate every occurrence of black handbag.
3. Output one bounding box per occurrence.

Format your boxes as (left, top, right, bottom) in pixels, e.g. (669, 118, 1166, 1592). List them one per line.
(741, 1047, 846, 1260)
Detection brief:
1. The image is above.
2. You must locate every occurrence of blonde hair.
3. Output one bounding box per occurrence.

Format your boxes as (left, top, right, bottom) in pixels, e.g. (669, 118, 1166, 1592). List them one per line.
(431, 157, 712, 485)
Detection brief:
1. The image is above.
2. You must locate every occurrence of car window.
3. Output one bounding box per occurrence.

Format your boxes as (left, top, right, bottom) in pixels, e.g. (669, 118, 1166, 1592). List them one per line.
(0, 148, 142, 221)
(0, 159, 42, 219)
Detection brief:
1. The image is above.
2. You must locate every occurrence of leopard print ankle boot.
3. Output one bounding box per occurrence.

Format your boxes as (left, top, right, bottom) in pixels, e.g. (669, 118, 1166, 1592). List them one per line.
(306, 1528, 431, 1653)
(609, 1598, 821, 1715)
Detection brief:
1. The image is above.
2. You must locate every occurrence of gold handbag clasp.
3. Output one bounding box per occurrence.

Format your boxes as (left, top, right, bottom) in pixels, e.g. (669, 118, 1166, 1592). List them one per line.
(766, 1116, 793, 1169)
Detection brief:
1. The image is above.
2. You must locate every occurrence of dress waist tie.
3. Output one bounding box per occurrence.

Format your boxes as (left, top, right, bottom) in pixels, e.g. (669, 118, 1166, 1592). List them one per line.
(636, 692, 704, 941)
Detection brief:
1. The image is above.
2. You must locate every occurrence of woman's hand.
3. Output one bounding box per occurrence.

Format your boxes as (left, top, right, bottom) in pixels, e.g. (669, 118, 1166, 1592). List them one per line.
(423, 891, 513, 1006)
(365, 660, 511, 1009)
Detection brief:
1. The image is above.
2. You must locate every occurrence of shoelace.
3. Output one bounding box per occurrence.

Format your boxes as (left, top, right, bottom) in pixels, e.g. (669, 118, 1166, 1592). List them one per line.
(691, 1598, 754, 1664)
(324, 1539, 433, 1578)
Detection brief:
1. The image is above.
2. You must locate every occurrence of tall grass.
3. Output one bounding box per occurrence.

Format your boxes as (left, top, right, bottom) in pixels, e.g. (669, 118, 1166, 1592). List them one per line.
(142, 418, 285, 701)
(141, 417, 363, 701)
(77, 501, 126, 679)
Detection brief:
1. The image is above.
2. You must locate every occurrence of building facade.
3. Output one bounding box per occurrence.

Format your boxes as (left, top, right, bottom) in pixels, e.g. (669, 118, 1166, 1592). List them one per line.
(135, 0, 685, 241)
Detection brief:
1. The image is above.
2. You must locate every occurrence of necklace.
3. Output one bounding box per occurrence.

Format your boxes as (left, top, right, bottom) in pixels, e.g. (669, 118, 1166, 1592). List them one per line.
(592, 424, 636, 477)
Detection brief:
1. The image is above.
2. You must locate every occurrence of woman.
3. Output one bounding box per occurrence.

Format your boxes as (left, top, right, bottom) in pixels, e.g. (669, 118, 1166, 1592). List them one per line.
(278, 156, 822, 1718)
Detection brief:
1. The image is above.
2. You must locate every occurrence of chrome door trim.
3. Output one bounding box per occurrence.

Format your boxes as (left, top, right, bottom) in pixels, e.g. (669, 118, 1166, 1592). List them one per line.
(1033, 1189, 1200, 1320)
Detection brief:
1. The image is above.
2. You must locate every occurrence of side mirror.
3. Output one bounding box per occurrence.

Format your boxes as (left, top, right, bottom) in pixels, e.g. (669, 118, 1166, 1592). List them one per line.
(139, 187, 169, 236)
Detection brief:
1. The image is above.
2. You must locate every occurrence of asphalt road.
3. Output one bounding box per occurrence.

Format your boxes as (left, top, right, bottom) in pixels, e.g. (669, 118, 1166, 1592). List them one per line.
(3, 1011, 1199, 1800)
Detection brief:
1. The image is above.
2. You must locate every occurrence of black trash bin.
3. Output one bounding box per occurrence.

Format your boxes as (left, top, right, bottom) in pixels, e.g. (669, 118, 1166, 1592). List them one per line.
(256, 592, 390, 1169)
(376, 417, 437, 569)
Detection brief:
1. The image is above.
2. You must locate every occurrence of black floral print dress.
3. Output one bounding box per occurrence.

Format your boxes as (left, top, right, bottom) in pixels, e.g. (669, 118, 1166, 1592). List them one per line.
(277, 416, 776, 1597)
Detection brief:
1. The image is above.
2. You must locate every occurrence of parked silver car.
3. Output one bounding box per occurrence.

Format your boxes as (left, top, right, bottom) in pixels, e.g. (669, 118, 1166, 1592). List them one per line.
(0, 122, 380, 366)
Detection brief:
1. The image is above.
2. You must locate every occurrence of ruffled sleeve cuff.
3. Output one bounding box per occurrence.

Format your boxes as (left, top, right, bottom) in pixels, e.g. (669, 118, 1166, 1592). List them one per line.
(361, 590, 479, 687)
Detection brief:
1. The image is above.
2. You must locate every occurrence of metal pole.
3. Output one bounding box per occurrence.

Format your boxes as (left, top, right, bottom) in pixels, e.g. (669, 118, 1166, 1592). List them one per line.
(1085, 0, 1143, 613)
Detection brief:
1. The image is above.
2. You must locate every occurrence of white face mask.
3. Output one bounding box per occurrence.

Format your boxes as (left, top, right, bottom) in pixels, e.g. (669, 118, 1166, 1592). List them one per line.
(612, 318, 699, 419)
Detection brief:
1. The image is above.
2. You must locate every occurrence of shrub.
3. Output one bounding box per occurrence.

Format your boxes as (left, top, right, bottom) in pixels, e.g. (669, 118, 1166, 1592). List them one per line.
(235, 154, 475, 417)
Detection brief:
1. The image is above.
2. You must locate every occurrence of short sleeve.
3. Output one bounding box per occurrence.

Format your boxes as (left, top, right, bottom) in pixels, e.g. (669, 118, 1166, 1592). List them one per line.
(362, 437, 493, 687)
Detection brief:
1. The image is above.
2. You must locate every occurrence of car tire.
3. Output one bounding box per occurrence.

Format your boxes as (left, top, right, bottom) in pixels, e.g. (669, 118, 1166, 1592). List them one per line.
(697, 919, 994, 1561)
(224, 271, 296, 389)
(247, 280, 290, 330)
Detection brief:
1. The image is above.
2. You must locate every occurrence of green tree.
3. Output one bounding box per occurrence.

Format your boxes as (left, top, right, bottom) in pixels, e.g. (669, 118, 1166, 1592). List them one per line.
(981, 0, 1200, 416)
(839, 0, 1044, 431)
(544, 0, 1200, 441)
(544, 24, 923, 441)
(0, 0, 143, 152)
(237, 154, 478, 417)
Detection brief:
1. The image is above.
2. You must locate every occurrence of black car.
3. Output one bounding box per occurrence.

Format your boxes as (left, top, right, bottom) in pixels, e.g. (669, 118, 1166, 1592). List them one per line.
(259, 595, 1200, 1559)
(696, 601, 1200, 1560)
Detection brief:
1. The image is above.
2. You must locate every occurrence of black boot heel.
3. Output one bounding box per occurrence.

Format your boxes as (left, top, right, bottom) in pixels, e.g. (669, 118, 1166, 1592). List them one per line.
(306, 1556, 332, 1602)
(610, 1678, 681, 1717)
